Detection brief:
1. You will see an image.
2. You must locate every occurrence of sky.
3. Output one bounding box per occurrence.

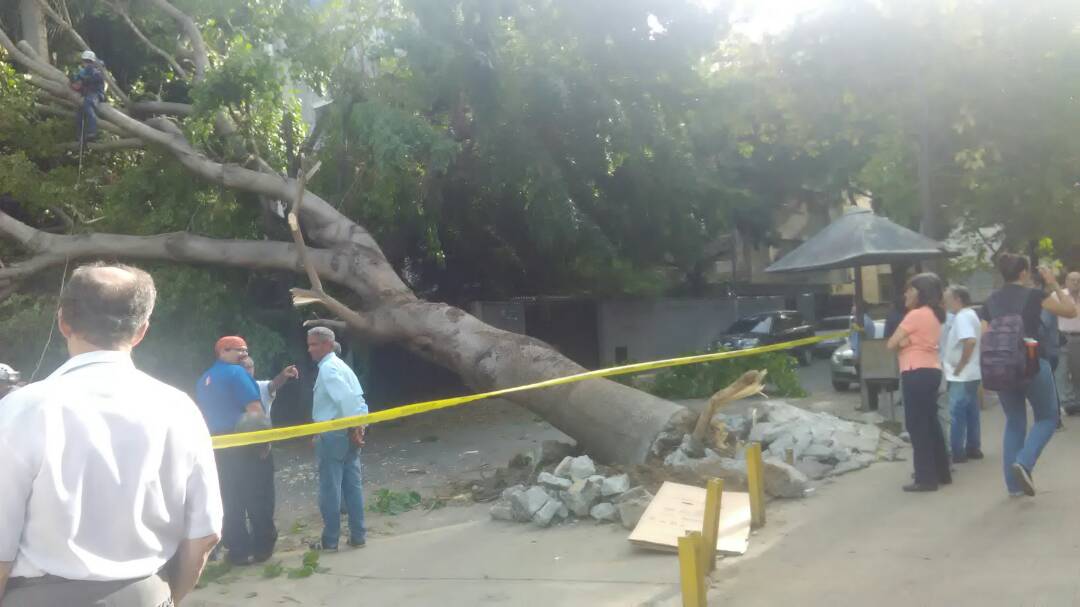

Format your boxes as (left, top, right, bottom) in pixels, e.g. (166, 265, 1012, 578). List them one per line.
(699, 0, 835, 38)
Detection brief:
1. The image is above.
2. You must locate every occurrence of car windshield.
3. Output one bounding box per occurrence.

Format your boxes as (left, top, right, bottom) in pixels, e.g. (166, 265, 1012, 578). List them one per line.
(728, 315, 773, 334)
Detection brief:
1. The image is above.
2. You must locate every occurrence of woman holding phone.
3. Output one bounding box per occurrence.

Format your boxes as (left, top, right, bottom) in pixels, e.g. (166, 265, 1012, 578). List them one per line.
(980, 254, 1075, 496)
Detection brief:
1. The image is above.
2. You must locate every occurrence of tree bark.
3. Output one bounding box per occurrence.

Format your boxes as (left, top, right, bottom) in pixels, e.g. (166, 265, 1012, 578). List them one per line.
(18, 0, 47, 59)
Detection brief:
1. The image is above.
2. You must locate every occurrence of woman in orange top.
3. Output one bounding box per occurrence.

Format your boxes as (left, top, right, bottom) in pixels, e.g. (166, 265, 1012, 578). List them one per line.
(887, 272, 950, 492)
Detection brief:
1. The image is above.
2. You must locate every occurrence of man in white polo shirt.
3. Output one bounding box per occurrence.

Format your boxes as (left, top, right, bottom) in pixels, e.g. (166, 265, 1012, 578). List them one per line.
(0, 263, 222, 606)
(943, 285, 982, 463)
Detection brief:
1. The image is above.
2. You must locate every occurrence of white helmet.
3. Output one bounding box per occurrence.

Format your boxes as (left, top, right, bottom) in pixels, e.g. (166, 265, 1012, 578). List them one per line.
(0, 363, 19, 384)
(81, 50, 97, 62)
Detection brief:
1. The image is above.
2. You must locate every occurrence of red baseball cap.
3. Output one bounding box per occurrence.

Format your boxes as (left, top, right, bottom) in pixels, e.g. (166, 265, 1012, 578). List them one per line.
(214, 336, 248, 356)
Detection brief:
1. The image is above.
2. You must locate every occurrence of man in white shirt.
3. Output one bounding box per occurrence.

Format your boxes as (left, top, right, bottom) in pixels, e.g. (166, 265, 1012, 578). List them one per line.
(0, 263, 222, 606)
(1056, 271, 1080, 414)
(240, 357, 298, 418)
(943, 285, 983, 463)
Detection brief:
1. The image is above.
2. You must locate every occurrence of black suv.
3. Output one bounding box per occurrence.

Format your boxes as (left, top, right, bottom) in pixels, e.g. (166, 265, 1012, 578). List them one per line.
(712, 310, 816, 365)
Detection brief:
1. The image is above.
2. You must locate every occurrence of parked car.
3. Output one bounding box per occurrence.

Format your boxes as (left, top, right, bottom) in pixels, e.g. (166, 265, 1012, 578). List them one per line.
(813, 315, 854, 358)
(713, 310, 816, 365)
(830, 320, 886, 390)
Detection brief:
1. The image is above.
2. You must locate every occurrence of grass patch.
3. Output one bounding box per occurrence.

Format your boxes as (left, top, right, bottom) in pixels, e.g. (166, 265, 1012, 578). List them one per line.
(369, 489, 422, 515)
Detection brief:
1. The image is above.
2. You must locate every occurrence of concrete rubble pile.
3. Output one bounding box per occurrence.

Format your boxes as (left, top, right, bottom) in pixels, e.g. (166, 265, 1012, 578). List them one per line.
(664, 400, 906, 498)
(489, 453, 653, 530)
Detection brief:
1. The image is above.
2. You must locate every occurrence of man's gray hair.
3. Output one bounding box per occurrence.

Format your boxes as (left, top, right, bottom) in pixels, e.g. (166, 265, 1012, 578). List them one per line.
(59, 262, 156, 349)
(308, 326, 336, 343)
(333, 341, 342, 355)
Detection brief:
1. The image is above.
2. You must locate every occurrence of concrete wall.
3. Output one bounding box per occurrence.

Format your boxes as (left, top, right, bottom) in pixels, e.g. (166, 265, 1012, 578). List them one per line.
(596, 296, 784, 366)
(468, 301, 527, 334)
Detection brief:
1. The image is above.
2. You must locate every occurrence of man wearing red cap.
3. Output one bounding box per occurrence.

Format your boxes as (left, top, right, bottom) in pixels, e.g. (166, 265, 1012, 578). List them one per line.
(195, 336, 278, 566)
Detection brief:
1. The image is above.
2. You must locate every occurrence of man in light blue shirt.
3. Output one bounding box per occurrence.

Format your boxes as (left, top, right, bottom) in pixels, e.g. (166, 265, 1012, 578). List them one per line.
(307, 327, 368, 551)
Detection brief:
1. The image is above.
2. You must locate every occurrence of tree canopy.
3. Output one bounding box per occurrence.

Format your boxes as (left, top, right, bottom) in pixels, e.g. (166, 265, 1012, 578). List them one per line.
(4, 0, 1080, 390)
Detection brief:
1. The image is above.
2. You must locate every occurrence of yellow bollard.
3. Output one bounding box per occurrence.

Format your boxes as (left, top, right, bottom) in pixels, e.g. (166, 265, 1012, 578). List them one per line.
(747, 442, 766, 529)
(700, 478, 723, 573)
(678, 531, 708, 607)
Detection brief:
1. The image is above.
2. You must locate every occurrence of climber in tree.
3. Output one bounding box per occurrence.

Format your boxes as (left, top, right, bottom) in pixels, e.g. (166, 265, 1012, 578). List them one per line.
(69, 50, 105, 143)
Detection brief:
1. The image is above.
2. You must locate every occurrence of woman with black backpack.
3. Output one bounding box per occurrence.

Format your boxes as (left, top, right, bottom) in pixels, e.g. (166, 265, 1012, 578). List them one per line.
(887, 273, 950, 492)
(979, 254, 1076, 497)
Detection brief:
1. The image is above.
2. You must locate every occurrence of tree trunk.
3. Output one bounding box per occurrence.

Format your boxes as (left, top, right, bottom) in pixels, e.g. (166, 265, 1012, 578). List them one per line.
(388, 300, 694, 464)
(18, 0, 48, 59)
(0, 214, 693, 464)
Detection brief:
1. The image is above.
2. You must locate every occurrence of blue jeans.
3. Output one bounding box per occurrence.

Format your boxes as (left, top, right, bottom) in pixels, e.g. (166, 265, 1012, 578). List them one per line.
(998, 358, 1059, 493)
(316, 431, 365, 546)
(948, 380, 981, 456)
(77, 95, 98, 141)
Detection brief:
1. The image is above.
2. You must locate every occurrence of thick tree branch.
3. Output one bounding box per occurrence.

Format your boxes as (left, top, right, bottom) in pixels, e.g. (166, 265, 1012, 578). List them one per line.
(11, 39, 69, 85)
(34, 103, 125, 135)
(0, 210, 391, 338)
(129, 101, 193, 116)
(146, 0, 209, 81)
(104, 0, 188, 79)
(289, 159, 324, 293)
(34, 0, 130, 105)
(55, 137, 144, 152)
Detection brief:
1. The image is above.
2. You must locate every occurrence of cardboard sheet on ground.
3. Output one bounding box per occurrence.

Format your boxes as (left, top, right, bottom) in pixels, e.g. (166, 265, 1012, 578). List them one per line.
(628, 481, 751, 555)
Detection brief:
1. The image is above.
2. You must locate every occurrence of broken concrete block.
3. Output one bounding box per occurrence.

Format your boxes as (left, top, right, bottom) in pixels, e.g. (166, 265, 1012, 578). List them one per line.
(489, 499, 515, 521)
(615, 488, 653, 530)
(763, 458, 809, 498)
(794, 458, 833, 481)
(502, 485, 533, 522)
(538, 440, 577, 465)
(500, 484, 526, 501)
(553, 456, 574, 478)
(590, 502, 619, 523)
(558, 503, 569, 519)
(561, 477, 602, 517)
(802, 443, 835, 459)
(568, 455, 597, 481)
(748, 421, 786, 444)
(601, 474, 631, 497)
(538, 471, 573, 491)
(512, 486, 551, 521)
(615, 486, 652, 504)
(533, 498, 563, 527)
(834, 429, 881, 453)
(712, 413, 751, 439)
(829, 457, 871, 477)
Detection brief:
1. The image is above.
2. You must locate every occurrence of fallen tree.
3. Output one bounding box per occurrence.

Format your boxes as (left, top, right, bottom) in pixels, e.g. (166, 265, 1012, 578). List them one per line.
(0, 2, 694, 464)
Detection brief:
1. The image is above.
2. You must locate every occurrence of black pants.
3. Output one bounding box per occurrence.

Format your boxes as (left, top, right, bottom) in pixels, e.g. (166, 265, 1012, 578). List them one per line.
(216, 446, 277, 561)
(902, 368, 951, 487)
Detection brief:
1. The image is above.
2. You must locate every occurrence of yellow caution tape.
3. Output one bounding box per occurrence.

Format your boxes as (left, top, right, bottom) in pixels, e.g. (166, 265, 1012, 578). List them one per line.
(212, 331, 850, 449)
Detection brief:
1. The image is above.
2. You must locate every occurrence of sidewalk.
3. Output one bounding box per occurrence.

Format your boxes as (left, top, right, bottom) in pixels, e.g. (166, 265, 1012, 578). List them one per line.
(713, 405, 1080, 606)
(188, 503, 683, 606)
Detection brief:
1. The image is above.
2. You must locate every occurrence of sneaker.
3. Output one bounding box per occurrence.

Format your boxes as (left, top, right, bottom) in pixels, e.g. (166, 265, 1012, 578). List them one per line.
(1011, 463, 1035, 496)
(309, 541, 339, 553)
(966, 448, 984, 460)
(952, 455, 968, 464)
(347, 538, 366, 549)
